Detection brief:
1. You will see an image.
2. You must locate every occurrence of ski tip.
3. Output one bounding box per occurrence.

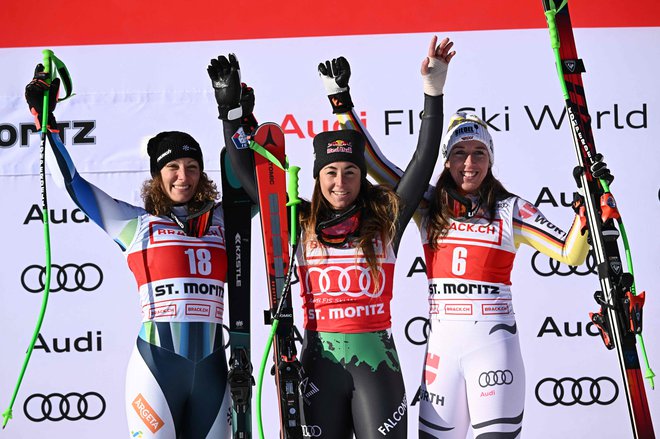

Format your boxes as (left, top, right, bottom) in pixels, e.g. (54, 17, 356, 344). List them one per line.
(253, 123, 285, 150)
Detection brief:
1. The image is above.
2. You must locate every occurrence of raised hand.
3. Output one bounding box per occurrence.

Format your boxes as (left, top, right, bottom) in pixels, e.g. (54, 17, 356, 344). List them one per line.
(318, 56, 353, 114)
(421, 36, 456, 96)
(25, 64, 60, 129)
(208, 53, 243, 120)
(318, 57, 351, 94)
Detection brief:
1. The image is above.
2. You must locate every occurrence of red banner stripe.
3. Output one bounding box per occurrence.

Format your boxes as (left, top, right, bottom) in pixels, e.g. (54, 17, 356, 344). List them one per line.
(3, 0, 659, 49)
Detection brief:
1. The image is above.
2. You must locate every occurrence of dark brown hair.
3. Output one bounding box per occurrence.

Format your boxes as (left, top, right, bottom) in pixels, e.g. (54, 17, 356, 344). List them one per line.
(141, 172, 219, 216)
(426, 168, 511, 249)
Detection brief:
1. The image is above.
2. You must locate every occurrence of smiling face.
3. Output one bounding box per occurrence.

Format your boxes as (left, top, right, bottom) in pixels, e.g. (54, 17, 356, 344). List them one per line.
(318, 161, 362, 210)
(159, 158, 201, 204)
(445, 140, 490, 194)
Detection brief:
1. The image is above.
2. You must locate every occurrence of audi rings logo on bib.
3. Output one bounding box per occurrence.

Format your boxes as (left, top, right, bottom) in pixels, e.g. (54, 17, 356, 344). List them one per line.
(530, 251, 597, 277)
(21, 263, 103, 293)
(304, 265, 386, 297)
(478, 370, 514, 387)
(535, 376, 619, 406)
(24, 391, 106, 422)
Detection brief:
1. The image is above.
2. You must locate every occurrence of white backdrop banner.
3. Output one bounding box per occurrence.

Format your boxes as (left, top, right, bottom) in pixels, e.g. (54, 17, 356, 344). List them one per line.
(1, 27, 658, 439)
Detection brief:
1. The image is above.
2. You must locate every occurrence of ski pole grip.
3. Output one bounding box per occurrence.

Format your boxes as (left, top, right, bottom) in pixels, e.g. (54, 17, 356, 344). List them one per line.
(42, 49, 54, 74)
(41, 49, 54, 133)
(286, 166, 301, 246)
(545, 11, 560, 49)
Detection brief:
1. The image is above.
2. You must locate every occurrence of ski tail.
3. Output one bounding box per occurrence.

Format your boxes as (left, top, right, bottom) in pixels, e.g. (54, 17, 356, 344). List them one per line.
(221, 147, 255, 439)
(542, 1, 655, 438)
(251, 123, 304, 439)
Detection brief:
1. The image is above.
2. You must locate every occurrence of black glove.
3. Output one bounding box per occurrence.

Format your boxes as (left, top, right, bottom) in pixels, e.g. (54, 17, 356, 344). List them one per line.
(571, 192, 588, 235)
(318, 57, 353, 114)
(25, 64, 60, 130)
(239, 83, 258, 134)
(590, 153, 614, 185)
(208, 53, 244, 120)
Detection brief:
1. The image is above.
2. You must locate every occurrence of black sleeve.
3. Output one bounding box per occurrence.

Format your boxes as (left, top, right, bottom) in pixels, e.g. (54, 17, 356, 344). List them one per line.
(223, 119, 258, 203)
(392, 94, 444, 253)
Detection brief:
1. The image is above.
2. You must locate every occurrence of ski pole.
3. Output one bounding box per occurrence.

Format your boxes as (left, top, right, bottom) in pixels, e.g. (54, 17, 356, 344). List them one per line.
(2, 50, 74, 429)
(250, 143, 303, 439)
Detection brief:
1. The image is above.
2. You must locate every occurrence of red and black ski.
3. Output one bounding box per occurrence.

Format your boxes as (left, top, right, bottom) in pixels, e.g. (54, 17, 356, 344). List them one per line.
(542, 1, 655, 437)
(252, 123, 303, 439)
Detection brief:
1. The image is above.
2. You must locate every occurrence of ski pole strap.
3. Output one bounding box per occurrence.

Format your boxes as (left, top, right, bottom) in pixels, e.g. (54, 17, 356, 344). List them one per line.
(249, 137, 303, 246)
(51, 53, 74, 102)
(249, 140, 285, 171)
(39, 50, 75, 133)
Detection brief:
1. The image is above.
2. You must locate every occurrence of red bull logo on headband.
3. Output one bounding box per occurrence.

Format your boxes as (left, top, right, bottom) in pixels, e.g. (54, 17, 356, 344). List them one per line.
(326, 139, 353, 154)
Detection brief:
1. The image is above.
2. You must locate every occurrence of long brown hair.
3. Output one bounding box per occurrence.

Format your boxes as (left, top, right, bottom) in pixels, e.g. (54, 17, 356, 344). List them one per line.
(300, 178, 400, 283)
(141, 172, 219, 216)
(427, 168, 511, 249)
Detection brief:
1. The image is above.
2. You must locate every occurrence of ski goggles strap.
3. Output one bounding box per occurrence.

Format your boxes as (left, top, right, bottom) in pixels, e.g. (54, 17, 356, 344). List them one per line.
(169, 201, 215, 237)
(443, 187, 481, 220)
(315, 204, 362, 248)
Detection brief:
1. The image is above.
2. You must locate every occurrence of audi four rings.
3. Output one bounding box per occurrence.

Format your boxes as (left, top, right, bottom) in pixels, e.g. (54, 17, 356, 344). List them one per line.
(535, 377, 619, 406)
(531, 251, 597, 277)
(478, 370, 514, 387)
(304, 265, 386, 297)
(23, 392, 106, 421)
(21, 263, 103, 293)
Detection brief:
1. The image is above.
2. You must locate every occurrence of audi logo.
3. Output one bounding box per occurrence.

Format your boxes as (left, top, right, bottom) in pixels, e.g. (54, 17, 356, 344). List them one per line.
(302, 424, 323, 438)
(535, 377, 619, 406)
(530, 251, 597, 277)
(21, 263, 103, 293)
(24, 392, 106, 421)
(404, 316, 430, 346)
(304, 265, 386, 298)
(478, 370, 514, 387)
